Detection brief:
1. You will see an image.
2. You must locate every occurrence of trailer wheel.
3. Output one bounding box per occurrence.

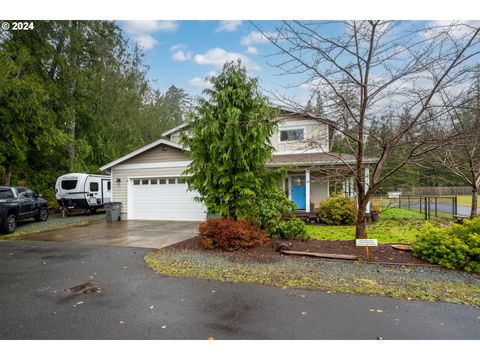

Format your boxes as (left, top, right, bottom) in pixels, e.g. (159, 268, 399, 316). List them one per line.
(85, 208, 92, 216)
(3, 214, 17, 234)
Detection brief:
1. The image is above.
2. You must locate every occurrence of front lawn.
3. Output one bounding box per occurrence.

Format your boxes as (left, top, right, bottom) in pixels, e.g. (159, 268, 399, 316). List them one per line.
(306, 208, 449, 244)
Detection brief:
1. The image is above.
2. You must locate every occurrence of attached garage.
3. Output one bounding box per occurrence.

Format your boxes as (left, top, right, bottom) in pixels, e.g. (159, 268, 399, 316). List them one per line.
(100, 138, 206, 221)
(128, 177, 206, 221)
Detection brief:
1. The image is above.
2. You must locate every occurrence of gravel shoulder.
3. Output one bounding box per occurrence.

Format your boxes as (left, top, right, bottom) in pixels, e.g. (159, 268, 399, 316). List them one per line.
(145, 244, 480, 306)
(0, 212, 105, 239)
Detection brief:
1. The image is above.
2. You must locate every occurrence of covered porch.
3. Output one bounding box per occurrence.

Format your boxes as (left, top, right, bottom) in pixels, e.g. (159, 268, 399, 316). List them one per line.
(268, 152, 374, 213)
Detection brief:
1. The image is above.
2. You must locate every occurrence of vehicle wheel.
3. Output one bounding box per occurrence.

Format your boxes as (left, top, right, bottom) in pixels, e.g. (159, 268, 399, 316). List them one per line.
(35, 208, 49, 222)
(4, 214, 17, 234)
(90, 207, 97, 214)
(85, 208, 92, 216)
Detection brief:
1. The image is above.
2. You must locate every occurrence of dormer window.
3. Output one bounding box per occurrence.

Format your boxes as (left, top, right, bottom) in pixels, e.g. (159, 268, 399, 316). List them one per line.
(280, 128, 305, 142)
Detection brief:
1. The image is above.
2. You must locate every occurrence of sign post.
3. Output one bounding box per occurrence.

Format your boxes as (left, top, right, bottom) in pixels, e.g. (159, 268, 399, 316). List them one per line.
(355, 239, 378, 261)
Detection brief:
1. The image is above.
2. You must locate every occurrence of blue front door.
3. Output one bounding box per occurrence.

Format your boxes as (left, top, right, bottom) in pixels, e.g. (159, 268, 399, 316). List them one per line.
(291, 175, 306, 210)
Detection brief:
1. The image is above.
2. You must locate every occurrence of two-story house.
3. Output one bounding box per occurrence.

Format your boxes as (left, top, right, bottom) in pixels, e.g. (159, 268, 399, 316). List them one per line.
(100, 109, 376, 221)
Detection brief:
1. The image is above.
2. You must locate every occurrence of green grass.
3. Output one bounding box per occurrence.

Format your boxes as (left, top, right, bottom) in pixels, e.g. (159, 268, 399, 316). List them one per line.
(306, 208, 449, 244)
(145, 250, 480, 306)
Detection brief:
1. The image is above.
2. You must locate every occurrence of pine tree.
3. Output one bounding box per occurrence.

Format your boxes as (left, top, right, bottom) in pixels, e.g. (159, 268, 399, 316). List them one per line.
(181, 61, 279, 220)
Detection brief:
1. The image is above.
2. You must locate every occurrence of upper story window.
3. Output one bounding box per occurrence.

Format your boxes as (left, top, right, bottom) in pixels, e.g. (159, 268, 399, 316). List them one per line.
(280, 128, 305, 142)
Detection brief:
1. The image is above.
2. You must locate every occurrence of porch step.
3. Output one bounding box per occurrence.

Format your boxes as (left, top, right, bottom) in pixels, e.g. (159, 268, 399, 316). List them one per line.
(292, 211, 318, 224)
(292, 211, 316, 218)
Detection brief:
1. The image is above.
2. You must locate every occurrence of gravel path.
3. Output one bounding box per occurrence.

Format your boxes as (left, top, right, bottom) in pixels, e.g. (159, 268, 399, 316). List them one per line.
(1, 212, 105, 238)
(146, 249, 480, 306)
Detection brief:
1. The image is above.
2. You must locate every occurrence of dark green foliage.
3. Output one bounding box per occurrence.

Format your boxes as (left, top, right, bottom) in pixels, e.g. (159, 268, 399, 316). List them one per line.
(413, 218, 480, 273)
(181, 60, 280, 220)
(315, 194, 357, 225)
(0, 21, 190, 206)
(199, 219, 268, 251)
(253, 188, 307, 240)
(270, 217, 308, 241)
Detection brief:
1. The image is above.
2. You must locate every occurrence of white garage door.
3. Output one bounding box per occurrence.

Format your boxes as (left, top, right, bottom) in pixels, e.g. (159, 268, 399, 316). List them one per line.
(128, 177, 206, 221)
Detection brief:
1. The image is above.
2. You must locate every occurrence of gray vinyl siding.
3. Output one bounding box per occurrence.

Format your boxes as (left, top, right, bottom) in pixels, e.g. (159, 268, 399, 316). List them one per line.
(121, 146, 189, 165)
(111, 166, 189, 216)
(310, 180, 328, 209)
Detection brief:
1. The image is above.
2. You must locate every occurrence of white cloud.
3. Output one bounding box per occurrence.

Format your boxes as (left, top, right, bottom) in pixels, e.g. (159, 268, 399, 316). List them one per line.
(172, 50, 192, 62)
(240, 31, 273, 46)
(245, 46, 258, 55)
(123, 20, 179, 50)
(170, 43, 186, 51)
(134, 34, 158, 51)
(188, 76, 212, 88)
(215, 20, 242, 32)
(194, 48, 260, 70)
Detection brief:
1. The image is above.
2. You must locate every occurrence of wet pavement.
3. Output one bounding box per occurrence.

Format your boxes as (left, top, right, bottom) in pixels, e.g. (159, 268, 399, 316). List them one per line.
(12, 220, 199, 249)
(0, 240, 479, 340)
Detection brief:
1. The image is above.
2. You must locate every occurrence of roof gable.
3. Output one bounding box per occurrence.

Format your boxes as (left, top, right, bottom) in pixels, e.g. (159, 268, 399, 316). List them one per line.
(100, 138, 187, 171)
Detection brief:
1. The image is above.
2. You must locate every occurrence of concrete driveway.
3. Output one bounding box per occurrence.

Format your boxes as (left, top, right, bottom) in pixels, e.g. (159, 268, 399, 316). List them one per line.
(13, 220, 199, 249)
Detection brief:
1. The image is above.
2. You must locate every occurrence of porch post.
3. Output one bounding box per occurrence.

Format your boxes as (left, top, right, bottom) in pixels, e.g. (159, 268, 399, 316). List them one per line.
(305, 169, 311, 212)
(365, 166, 371, 213)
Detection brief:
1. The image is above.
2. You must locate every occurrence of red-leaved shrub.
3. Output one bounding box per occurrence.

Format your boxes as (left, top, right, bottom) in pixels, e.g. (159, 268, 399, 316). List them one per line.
(199, 219, 268, 251)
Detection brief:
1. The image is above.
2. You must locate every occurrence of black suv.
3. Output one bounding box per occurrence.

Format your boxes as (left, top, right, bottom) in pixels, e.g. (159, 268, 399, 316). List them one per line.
(0, 186, 49, 233)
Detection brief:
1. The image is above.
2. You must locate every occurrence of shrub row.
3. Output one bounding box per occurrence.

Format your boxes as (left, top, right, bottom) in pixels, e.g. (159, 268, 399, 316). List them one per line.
(413, 217, 480, 273)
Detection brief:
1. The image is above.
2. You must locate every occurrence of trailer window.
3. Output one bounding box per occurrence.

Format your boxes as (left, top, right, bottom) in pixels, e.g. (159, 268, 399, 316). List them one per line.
(0, 189, 14, 199)
(150, 179, 158, 185)
(90, 182, 99, 191)
(107, 181, 111, 190)
(141, 179, 149, 185)
(133, 179, 140, 185)
(61, 180, 77, 190)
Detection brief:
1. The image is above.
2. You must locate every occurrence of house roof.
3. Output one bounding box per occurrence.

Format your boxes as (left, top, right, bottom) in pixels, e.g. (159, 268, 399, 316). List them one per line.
(161, 123, 190, 137)
(268, 152, 378, 167)
(99, 138, 186, 171)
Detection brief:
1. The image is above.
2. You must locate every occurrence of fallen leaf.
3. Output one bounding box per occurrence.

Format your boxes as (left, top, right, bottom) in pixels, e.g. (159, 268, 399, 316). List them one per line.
(301, 311, 307, 315)
(377, 336, 383, 340)
(208, 336, 215, 340)
(73, 301, 84, 307)
(211, 290, 215, 293)
(161, 325, 167, 329)
(369, 309, 375, 312)
(150, 306, 154, 309)
(376, 309, 383, 313)
(119, 321, 124, 324)
(50, 311, 56, 315)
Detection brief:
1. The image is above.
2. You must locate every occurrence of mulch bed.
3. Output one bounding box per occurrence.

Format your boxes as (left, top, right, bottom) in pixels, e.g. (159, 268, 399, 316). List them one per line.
(166, 237, 429, 265)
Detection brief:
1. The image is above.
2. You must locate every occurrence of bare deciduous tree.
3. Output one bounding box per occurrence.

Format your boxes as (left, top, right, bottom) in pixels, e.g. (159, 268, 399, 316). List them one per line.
(430, 74, 480, 218)
(254, 20, 480, 238)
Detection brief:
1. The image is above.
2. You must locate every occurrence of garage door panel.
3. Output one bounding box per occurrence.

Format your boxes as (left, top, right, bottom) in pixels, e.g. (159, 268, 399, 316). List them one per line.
(128, 182, 206, 221)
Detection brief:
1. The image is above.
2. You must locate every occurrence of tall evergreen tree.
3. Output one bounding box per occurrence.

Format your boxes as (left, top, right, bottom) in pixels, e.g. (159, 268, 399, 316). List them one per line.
(181, 61, 279, 220)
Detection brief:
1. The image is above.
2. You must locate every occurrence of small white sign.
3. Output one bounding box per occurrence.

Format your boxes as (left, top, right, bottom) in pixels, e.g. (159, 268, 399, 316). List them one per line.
(356, 239, 378, 247)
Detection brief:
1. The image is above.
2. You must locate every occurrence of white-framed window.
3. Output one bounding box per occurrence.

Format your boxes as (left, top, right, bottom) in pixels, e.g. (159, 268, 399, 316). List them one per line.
(279, 128, 305, 142)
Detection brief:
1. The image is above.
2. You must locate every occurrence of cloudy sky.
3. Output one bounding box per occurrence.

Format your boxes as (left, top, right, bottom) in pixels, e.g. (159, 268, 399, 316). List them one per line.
(119, 20, 307, 99)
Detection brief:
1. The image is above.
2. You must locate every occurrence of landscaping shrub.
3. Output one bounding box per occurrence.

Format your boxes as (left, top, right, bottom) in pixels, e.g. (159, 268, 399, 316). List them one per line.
(270, 217, 307, 241)
(199, 219, 268, 251)
(253, 188, 307, 240)
(413, 217, 480, 273)
(315, 194, 357, 225)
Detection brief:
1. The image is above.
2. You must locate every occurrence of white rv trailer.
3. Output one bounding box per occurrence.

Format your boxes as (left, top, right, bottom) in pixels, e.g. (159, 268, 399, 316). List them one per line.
(55, 173, 111, 215)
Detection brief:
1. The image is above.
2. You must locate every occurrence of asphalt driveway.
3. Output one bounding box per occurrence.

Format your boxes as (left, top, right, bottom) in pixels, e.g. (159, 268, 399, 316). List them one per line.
(13, 220, 199, 249)
(0, 239, 479, 340)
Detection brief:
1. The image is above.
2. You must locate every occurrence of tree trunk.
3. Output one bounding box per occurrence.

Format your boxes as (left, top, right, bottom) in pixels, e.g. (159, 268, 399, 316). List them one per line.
(355, 201, 367, 239)
(1, 165, 12, 186)
(67, 122, 76, 172)
(471, 186, 478, 219)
